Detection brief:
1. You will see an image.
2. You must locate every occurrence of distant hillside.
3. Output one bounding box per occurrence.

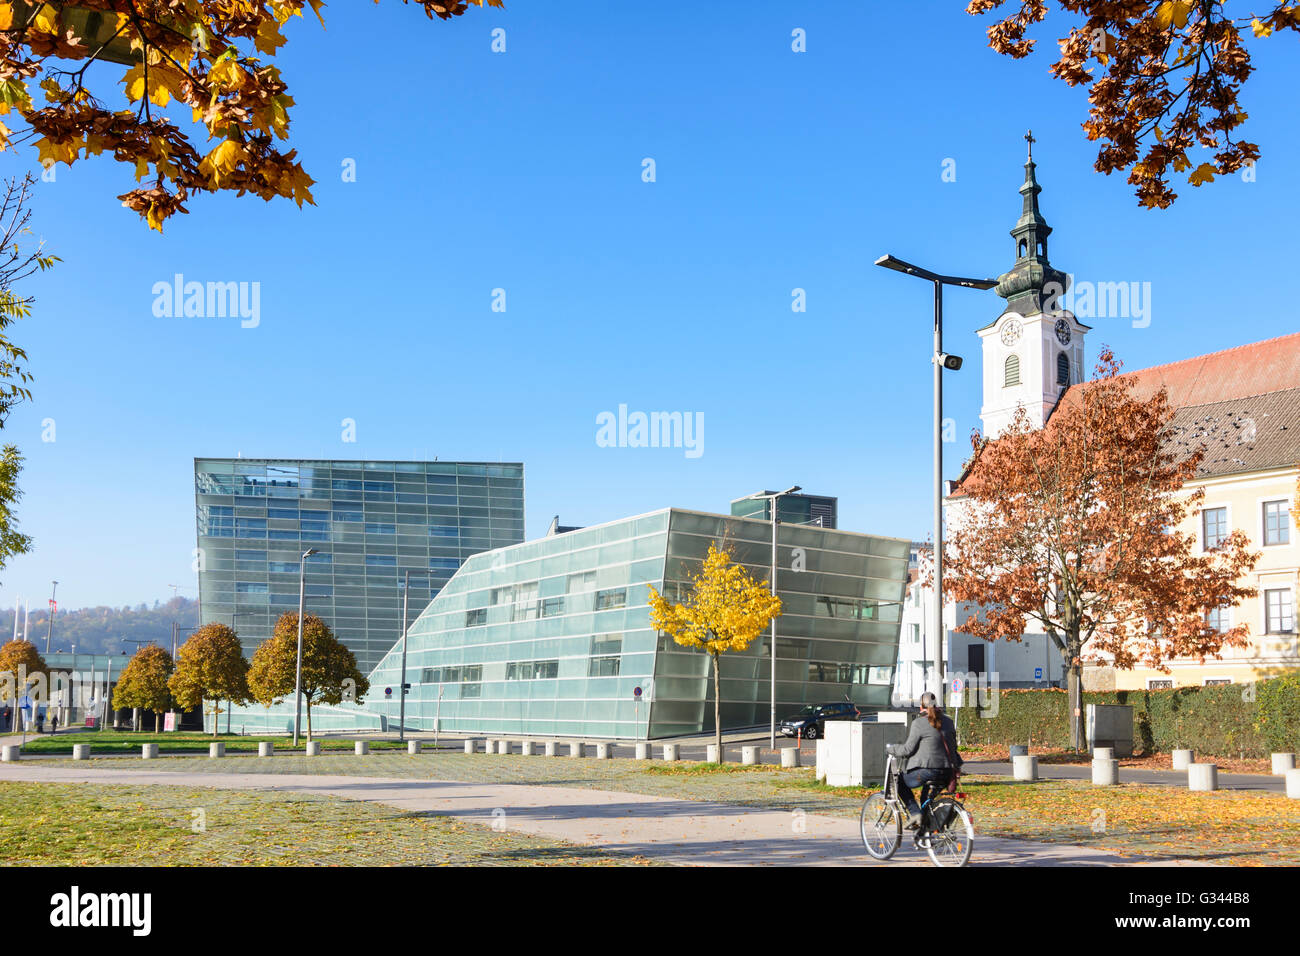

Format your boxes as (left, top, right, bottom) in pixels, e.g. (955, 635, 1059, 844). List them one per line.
(0, 597, 200, 657)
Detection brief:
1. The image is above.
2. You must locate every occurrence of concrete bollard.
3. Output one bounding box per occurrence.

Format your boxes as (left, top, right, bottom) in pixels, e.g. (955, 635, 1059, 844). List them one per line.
(497, 740, 510, 755)
(595, 742, 612, 759)
(1093, 747, 1114, 761)
(1171, 748, 1195, 771)
(1286, 768, 1300, 799)
(258, 741, 274, 757)
(781, 747, 801, 768)
(662, 743, 680, 761)
(1009, 744, 1029, 758)
(464, 739, 476, 754)
(545, 740, 559, 757)
(1271, 752, 1296, 775)
(73, 744, 92, 761)
(635, 742, 651, 760)
(305, 741, 321, 756)
(355, 741, 370, 756)
(208, 742, 224, 759)
(569, 742, 585, 758)
(742, 746, 760, 766)
(408, 740, 422, 755)
(1, 745, 19, 762)
(520, 741, 535, 756)
(141, 743, 159, 760)
(706, 744, 725, 763)
(1092, 757, 1119, 786)
(1012, 754, 1038, 781)
(1188, 762, 1218, 792)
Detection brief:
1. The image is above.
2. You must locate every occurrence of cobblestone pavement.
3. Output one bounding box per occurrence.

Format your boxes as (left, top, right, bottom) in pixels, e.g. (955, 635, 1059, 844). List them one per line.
(0, 758, 1191, 866)
(0, 779, 657, 866)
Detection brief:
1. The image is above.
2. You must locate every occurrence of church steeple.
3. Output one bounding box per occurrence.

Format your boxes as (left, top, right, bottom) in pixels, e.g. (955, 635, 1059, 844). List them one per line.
(993, 131, 1069, 316)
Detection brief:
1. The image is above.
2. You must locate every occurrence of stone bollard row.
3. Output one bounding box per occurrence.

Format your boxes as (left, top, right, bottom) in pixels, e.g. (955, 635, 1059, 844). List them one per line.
(208, 742, 224, 759)
(1271, 752, 1296, 775)
(140, 743, 159, 760)
(258, 741, 274, 757)
(635, 742, 652, 760)
(781, 747, 801, 769)
(706, 744, 724, 763)
(1171, 748, 1195, 771)
(662, 743, 680, 762)
(1287, 768, 1300, 800)
(569, 742, 585, 758)
(464, 739, 476, 754)
(520, 741, 535, 756)
(742, 746, 760, 766)
(1188, 762, 1218, 792)
(408, 740, 422, 755)
(595, 742, 612, 759)
(74, 744, 92, 761)
(545, 740, 559, 757)
(1, 745, 20, 762)
(1012, 754, 1038, 781)
(305, 741, 321, 756)
(355, 741, 370, 756)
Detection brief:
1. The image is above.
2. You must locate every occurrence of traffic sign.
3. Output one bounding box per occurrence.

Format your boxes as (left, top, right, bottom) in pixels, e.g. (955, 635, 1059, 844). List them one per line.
(384, 687, 392, 697)
(950, 677, 964, 694)
(633, 686, 642, 698)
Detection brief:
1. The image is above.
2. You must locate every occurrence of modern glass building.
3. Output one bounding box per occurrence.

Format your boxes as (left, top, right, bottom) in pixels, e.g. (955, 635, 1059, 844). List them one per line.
(224, 507, 909, 739)
(194, 458, 525, 674)
(730, 491, 838, 529)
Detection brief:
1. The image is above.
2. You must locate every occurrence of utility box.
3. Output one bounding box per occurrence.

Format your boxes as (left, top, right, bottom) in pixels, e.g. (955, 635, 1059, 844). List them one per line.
(824, 720, 908, 787)
(1086, 704, 1134, 757)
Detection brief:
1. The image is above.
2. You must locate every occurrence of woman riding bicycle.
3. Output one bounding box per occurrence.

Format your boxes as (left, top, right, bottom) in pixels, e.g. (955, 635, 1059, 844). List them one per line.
(886, 691, 962, 829)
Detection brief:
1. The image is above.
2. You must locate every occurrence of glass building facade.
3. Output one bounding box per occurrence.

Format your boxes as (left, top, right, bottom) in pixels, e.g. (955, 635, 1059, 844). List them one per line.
(224, 508, 910, 738)
(194, 459, 525, 674)
(730, 492, 838, 530)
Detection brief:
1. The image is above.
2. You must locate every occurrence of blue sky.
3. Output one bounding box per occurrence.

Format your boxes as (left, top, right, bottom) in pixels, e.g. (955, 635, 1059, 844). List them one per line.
(2, 1, 1298, 611)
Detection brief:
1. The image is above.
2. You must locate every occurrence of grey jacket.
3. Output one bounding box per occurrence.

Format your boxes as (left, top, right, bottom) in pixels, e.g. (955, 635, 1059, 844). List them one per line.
(893, 714, 962, 772)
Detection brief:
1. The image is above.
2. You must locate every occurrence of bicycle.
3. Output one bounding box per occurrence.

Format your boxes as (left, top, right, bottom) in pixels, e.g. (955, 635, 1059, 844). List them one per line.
(859, 752, 974, 867)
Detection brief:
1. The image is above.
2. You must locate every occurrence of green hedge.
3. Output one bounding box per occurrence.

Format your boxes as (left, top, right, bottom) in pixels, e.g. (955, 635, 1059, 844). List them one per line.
(955, 673, 1300, 757)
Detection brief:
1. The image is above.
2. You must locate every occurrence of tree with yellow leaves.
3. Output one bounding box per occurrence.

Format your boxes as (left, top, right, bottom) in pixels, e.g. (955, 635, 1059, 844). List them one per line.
(169, 622, 249, 736)
(648, 544, 781, 759)
(112, 643, 172, 732)
(0, 1, 504, 230)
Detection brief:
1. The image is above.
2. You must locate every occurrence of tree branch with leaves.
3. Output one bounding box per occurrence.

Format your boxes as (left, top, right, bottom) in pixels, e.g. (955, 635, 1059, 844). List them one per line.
(967, 1, 1298, 207)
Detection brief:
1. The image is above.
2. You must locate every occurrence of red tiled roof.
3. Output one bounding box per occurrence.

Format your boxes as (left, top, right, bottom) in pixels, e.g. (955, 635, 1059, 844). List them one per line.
(1086, 331, 1300, 409)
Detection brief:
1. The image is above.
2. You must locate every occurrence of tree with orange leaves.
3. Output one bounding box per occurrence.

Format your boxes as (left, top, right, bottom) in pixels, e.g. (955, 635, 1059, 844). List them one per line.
(944, 349, 1259, 749)
(0, 1, 503, 230)
(967, 1, 1299, 208)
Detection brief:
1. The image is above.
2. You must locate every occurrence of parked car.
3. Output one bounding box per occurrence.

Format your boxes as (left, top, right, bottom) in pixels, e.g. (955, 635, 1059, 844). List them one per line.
(778, 701, 861, 739)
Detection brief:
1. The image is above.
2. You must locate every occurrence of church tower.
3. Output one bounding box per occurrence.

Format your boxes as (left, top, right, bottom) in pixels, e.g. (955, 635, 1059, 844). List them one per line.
(978, 133, 1089, 438)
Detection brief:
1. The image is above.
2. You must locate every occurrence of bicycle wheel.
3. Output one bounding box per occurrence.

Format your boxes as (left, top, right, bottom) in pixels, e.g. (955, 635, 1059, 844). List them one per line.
(860, 792, 902, 860)
(924, 799, 974, 868)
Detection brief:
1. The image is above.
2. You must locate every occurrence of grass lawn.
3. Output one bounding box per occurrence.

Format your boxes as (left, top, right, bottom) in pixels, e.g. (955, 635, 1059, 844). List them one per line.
(17, 731, 409, 756)
(0, 780, 656, 866)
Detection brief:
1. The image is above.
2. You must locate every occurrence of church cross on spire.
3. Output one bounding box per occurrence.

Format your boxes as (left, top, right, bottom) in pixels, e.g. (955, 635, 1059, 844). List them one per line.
(1025, 129, 1035, 162)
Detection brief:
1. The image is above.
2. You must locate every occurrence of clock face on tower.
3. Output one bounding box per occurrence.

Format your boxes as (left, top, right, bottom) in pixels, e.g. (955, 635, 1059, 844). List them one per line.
(1000, 318, 1023, 346)
(1054, 318, 1072, 346)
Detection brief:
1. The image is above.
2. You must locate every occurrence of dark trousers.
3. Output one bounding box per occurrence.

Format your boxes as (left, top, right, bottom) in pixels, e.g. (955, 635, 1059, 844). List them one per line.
(897, 768, 951, 813)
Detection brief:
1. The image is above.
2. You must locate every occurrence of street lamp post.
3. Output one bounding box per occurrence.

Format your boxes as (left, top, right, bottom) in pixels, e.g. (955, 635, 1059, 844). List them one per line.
(875, 255, 996, 702)
(292, 548, 319, 747)
(743, 485, 801, 750)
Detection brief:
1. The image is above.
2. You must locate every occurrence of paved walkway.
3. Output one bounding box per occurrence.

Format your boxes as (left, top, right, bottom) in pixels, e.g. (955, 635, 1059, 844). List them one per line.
(0, 764, 1193, 867)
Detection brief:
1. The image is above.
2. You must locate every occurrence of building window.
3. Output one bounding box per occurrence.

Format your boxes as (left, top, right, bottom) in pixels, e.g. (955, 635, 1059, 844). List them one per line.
(506, 660, 558, 680)
(1265, 588, 1294, 634)
(1202, 507, 1228, 550)
(909, 623, 921, 645)
(588, 656, 621, 677)
(595, 588, 626, 610)
(541, 597, 564, 618)
(1056, 352, 1069, 386)
(1004, 354, 1020, 387)
(461, 683, 481, 698)
(1263, 500, 1291, 546)
(235, 583, 268, 593)
(1205, 606, 1228, 634)
(365, 555, 396, 567)
(566, 571, 596, 594)
(466, 608, 487, 627)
